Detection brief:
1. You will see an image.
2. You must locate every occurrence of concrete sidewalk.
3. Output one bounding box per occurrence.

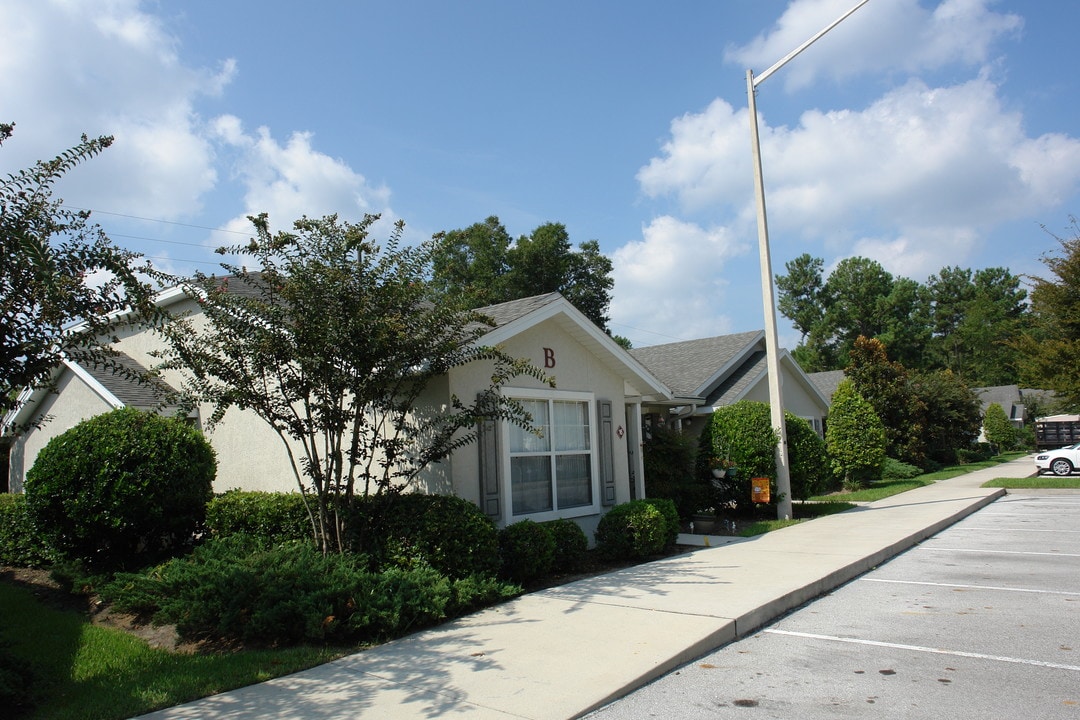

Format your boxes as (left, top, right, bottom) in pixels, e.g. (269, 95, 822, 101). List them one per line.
(138, 457, 1036, 720)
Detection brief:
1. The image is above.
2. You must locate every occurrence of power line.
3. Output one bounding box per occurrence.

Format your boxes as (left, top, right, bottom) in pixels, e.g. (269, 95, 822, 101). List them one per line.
(63, 205, 249, 235)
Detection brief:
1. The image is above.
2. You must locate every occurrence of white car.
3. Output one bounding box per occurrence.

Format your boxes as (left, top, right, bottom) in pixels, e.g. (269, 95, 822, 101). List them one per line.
(1035, 443, 1080, 476)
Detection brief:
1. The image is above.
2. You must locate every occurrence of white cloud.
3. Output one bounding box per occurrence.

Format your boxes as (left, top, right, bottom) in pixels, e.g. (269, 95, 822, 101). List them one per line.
(636, 74, 1080, 280)
(210, 118, 393, 232)
(0, 0, 229, 219)
(611, 216, 750, 346)
(725, 0, 1022, 91)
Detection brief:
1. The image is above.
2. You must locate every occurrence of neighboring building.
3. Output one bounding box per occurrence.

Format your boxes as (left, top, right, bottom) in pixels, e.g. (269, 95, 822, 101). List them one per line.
(807, 370, 846, 404)
(630, 331, 831, 441)
(4, 290, 673, 538)
(974, 385, 1028, 432)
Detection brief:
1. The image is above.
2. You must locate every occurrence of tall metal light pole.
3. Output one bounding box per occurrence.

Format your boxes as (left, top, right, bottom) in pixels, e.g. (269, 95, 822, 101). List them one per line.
(747, 0, 870, 521)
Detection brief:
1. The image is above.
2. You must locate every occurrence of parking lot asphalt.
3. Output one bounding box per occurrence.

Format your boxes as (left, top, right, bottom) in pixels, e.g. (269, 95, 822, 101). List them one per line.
(585, 490, 1080, 719)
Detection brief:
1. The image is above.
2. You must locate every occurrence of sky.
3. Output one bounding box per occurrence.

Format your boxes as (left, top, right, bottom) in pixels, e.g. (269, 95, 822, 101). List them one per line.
(3, 0, 1079, 349)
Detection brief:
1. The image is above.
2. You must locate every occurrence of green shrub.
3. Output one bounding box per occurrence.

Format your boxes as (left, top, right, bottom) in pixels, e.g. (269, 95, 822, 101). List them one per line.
(642, 426, 707, 518)
(543, 518, 588, 573)
(881, 458, 923, 480)
(0, 494, 53, 568)
(594, 500, 667, 560)
(982, 403, 1017, 453)
(206, 491, 312, 545)
(697, 402, 831, 512)
(956, 443, 995, 464)
(101, 536, 520, 646)
(784, 415, 833, 498)
(353, 493, 500, 579)
(641, 497, 679, 549)
(826, 380, 886, 491)
(24, 408, 216, 570)
(498, 519, 555, 582)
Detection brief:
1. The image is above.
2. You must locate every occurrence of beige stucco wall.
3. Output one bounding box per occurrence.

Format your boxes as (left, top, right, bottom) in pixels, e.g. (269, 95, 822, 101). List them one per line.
(110, 300, 304, 494)
(8, 371, 116, 492)
(448, 317, 637, 533)
(741, 363, 827, 421)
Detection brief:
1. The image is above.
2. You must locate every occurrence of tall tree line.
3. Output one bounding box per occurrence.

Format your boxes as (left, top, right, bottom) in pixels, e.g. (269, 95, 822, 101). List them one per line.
(428, 216, 615, 334)
(776, 254, 1028, 386)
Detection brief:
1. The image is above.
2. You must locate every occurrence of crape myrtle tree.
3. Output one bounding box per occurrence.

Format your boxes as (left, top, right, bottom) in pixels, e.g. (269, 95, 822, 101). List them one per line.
(155, 213, 551, 554)
(0, 123, 161, 421)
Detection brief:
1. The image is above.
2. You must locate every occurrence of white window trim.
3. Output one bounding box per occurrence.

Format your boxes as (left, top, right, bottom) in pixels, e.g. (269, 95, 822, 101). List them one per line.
(501, 387, 600, 523)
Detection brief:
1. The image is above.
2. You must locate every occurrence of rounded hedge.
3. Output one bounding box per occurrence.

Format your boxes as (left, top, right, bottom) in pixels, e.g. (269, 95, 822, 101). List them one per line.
(24, 408, 216, 570)
(543, 518, 588, 573)
(641, 497, 680, 550)
(498, 519, 555, 582)
(594, 500, 667, 560)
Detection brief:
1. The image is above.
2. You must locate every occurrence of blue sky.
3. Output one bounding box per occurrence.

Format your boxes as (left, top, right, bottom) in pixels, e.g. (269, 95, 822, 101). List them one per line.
(3, 0, 1079, 348)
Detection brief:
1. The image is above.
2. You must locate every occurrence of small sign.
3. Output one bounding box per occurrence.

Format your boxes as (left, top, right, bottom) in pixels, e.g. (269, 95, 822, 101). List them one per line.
(751, 478, 770, 504)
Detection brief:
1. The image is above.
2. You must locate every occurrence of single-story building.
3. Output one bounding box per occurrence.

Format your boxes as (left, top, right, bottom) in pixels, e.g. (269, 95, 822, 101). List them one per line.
(4, 289, 674, 537)
(630, 331, 831, 440)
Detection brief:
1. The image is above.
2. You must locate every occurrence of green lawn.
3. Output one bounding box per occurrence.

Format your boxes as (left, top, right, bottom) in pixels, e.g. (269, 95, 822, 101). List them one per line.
(739, 454, 1035, 537)
(0, 581, 348, 720)
(806, 453, 1030, 505)
(982, 475, 1080, 489)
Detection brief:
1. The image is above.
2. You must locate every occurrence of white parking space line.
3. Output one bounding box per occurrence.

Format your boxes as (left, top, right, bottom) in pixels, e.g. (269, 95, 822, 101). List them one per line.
(864, 578, 1080, 596)
(917, 547, 1080, 557)
(764, 629, 1080, 673)
(946, 527, 1080, 534)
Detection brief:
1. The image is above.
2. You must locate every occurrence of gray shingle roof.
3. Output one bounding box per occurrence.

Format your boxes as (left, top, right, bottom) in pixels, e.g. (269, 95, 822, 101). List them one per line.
(808, 370, 846, 402)
(629, 331, 762, 396)
(475, 293, 563, 328)
(706, 350, 766, 406)
(82, 353, 178, 409)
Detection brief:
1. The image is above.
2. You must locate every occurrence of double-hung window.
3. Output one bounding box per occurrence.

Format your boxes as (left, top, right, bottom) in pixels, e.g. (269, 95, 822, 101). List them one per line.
(506, 390, 597, 520)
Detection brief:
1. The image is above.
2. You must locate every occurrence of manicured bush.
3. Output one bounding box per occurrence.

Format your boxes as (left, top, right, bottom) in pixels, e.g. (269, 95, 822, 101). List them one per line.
(784, 415, 834, 498)
(205, 490, 312, 545)
(641, 497, 679, 550)
(698, 401, 832, 512)
(982, 403, 1017, 453)
(101, 536, 519, 646)
(881, 458, 923, 480)
(594, 500, 667, 560)
(354, 493, 500, 579)
(642, 426, 707, 518)
(543, 518, 588, 573)
(498, 519, 555, 582)
(24, 408, 216, 570)
(0, 494, 53, 568)
(826, 380, 886, 491)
